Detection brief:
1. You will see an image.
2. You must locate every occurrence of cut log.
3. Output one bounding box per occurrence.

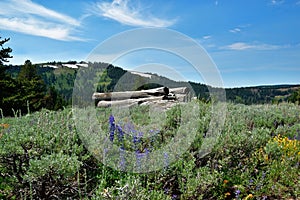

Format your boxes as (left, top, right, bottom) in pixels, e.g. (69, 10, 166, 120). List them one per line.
(94, 87, 190, 109)
(92, 87, 189, 101)
(97, 96, 164, 107)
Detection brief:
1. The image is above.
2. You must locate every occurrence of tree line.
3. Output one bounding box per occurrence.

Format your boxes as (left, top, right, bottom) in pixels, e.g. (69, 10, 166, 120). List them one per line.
(0, 36, 66, 116)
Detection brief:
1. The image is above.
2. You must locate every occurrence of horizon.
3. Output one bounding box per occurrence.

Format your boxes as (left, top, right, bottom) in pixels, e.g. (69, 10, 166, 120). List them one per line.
(1, 0, 300, 88)
(4, 60, 300, 90)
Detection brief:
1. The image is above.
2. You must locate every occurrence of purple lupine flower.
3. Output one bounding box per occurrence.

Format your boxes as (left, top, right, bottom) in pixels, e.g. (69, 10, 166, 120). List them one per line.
(144, 148, 150, 156)
(136, 150, 143, 169)
(116, 124, 124, 143)
(109, 115, 115, 125)
(109, 115, 115, 142)
(138, 131, 143, 138)
(119, 147, 126, 171)
(133, 134, 139, 148)
(125, 122, 135, 133)
(235, 189, 240, 198)
(136, 149, 150, 170)
(164, 187, 169, 194)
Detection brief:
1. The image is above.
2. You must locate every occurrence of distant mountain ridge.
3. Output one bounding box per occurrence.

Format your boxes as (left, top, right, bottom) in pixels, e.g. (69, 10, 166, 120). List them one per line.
(4, 61, 300, 105)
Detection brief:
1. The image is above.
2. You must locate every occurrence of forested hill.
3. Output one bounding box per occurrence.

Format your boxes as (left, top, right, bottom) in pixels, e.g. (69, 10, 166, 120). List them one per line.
(2, 61, 300, 116)
(225, 84, 300, 104)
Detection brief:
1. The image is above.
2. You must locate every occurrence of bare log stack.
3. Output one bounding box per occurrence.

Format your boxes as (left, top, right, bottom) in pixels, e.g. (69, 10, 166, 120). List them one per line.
(92, 87, 190, 108)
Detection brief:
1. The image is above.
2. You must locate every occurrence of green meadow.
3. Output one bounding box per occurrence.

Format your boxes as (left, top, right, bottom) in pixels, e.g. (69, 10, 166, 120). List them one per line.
(1, 101, 299, 199)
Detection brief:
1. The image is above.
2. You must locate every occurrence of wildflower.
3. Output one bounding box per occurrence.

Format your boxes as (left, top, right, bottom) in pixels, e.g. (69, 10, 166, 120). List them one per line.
(136, 150, 143, 170)
(124, 122, 135, 134)
(109, 115, 115, 142)
(225, 192, 231, 197)
(164, 187, 169, 194)
(132, 134, 139, 149)
(144, 148, 150, 155)
(223, 179, 229, 184)
(135, 149, 150, 170)
(245, 194, 253, 199)
(0, 123, 9, 129)
(119, 147, 126, 171)
(234, 189, 240, 198)
(116, 124, 124, 143)
(101, 188, 111, 198)
(138, 131, 143, 138)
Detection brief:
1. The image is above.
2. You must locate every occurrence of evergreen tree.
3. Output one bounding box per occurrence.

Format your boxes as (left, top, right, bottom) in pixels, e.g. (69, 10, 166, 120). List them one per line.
(17, 60, 47, 113)
(0, 37, 12, 78)
(0, 36, 16, 116)
(0, 37, 12, 66)
(17, 60, 39, 81)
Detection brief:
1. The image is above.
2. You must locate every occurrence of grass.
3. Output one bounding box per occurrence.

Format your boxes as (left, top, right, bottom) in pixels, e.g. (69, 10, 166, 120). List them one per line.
(0, 101, 299, 199)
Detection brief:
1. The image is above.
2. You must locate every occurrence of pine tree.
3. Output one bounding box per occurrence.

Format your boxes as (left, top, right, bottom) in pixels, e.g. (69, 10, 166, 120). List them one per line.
(0, 37, 12, 66)
(17, 60, 47, 113)
(0, 36, 16, 116)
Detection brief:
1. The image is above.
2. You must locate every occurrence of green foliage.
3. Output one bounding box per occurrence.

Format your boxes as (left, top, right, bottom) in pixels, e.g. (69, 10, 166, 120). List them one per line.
(0, 109, 99, 199)
(288, 88, 300, 104)
(1, 102, 299, 199)
(1, 60, 67, 116)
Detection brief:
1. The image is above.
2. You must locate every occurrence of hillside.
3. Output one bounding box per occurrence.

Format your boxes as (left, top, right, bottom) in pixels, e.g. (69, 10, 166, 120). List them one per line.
(3, 61, 300, 109)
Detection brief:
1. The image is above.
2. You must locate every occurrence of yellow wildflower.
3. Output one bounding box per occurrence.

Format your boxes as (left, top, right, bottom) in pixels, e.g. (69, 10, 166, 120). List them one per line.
(245, 194, 254, 199)
(224, 192, 231, 197)
(0, 123, 9, 129)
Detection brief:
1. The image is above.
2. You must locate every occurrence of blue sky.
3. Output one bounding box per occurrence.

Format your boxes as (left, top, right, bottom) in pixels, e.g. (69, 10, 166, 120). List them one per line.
(0, 0, 300, 88)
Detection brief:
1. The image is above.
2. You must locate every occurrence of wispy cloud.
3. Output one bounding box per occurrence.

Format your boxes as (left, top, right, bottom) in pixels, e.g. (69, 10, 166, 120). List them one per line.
(221, 42, 284, 51)
(270, 0, 285, 5)
(91, 0, 176, 28)
(0, 0, 83, 41)
(229, 28, 241, 33)
(202, 35, 212, 40)
(229, 24, 251, 34)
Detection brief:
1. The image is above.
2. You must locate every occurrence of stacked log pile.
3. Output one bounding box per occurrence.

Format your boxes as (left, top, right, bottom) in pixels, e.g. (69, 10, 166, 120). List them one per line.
(92, 87, 190, 109)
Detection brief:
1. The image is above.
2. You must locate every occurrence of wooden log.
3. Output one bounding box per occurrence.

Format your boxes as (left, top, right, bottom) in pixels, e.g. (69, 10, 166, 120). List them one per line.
(97, 96, 164, 107)
(92, 87, 189, 101)
(169, 87, 189, 95)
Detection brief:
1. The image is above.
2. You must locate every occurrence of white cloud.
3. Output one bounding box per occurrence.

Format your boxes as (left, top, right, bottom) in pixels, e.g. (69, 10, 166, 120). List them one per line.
(203, 35, 212, 40)
(92, 0, 176, 27)
(229, 28, 241, 33)
(0, 0, 83, 41)
(270, 0, 284, 5)
(221, 42, 283, 51)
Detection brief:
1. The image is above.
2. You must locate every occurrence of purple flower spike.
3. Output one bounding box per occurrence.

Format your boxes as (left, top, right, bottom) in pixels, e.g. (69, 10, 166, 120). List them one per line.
(109, 115, 115, 142)
(117, 124, 124, 143)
